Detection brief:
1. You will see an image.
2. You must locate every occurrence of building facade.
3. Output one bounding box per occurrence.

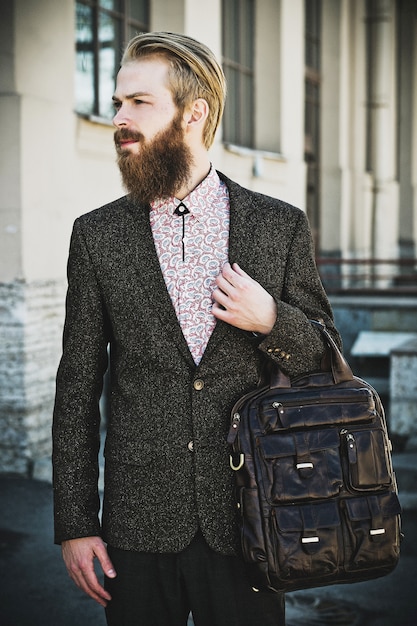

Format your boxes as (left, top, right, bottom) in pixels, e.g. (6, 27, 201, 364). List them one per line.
(0, 0, 416, 476)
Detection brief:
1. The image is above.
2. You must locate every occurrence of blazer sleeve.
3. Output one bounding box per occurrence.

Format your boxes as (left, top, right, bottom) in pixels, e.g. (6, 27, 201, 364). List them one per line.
(257, 209, 340, 377)
(52, 218, 110, 544)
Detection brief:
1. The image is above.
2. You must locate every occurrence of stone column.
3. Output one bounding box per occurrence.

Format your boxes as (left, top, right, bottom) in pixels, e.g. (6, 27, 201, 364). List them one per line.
(367, 0, 399, 268)
(0, 1, 76, 478)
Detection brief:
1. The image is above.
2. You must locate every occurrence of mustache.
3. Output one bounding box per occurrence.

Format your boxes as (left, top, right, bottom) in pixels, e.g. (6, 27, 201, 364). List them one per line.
(114, 128, 144, 146)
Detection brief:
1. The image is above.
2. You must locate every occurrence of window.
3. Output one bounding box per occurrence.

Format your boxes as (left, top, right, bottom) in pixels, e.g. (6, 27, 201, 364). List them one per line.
(304, 0, 321, 248)
(75, 0, 149, 120)
(222, 0, 255, 148)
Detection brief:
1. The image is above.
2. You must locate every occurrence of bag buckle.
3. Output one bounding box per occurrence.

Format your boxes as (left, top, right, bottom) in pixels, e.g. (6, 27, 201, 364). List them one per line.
(296, 462, 314, 470)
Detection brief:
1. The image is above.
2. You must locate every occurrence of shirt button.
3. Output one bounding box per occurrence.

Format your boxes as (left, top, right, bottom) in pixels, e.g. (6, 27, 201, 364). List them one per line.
(187, 441, 194, 452)
(193, 379, 204, 390)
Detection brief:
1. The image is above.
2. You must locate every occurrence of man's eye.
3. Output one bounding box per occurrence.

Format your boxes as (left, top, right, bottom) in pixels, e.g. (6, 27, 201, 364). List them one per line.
(134, 99, 144, 105)
(113, 101, 121, 110)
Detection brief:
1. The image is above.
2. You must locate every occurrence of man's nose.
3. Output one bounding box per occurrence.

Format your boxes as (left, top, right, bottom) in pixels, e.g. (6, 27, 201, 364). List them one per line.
(113, 106, 129, 128)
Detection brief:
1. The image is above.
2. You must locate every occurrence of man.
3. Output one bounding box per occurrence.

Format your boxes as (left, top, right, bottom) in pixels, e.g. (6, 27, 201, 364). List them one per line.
(53, 32, 340, 626)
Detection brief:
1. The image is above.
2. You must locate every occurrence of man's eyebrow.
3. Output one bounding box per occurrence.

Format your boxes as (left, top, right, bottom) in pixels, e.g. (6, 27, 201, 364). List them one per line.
(112, 92, 152, 102)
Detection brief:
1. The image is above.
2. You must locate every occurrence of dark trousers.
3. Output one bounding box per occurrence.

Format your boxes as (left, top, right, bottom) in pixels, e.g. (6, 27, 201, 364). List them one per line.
(105, 531, 285, 626)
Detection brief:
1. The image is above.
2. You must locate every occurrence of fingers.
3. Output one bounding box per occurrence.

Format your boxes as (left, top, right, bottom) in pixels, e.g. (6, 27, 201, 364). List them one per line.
(62, 537, 116, 607)
(230, 262, 249, 278)
(96, 541, 117, 580)
(212, 262, 247, 315)
(77, 560, 110, 607)
(217, 262, 245, 290)
(212, 262, 277, 334)
(214, 263, 246, 301)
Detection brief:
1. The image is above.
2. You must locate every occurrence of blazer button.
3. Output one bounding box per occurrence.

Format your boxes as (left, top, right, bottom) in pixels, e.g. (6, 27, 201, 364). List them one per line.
(187, 441, 194, 452)
(193, 379, 204, 390)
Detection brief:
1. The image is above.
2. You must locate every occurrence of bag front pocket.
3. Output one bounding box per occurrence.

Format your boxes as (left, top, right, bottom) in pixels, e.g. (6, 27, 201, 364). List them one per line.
(259, 386, 376, 431)
(258, 429, 343, 503)
(272, 501, 342, 584)
(342, 492, 401, 573)
(342, 428, 392, 491)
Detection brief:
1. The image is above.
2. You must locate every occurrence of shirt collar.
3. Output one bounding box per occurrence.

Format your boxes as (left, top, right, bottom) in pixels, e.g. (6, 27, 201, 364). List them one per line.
(150, 167, 222, 219)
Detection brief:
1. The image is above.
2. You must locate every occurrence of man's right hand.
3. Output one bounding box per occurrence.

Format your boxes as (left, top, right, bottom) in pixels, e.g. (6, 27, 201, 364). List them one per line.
(61, 536, 116, 607)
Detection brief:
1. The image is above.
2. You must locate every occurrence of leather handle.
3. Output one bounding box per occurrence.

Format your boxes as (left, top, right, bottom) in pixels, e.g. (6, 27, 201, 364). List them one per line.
(270, 367, 291, 389)
(268, 320, 353, 389)
(310, 320, 354, 383)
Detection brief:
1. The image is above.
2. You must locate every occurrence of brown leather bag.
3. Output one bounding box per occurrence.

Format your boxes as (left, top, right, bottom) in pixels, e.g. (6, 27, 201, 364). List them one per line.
(228, 320, 401, 593)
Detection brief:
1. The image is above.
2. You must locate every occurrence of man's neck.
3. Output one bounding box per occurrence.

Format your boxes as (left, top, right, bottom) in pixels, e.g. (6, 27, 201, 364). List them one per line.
(175, 153, 212, 200)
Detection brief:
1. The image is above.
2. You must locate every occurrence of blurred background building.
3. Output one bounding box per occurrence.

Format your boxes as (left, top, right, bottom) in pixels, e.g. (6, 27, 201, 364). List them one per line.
(1, 0, 416, 477)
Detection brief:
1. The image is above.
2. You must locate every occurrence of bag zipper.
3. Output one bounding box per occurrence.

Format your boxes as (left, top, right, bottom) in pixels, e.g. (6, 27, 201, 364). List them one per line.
(270, 388, 373, 412)
(269, 390, 375, 425)
(343, 431, 357, 464)
(227, 384, 269, 445)
(227, 412, 241, 445)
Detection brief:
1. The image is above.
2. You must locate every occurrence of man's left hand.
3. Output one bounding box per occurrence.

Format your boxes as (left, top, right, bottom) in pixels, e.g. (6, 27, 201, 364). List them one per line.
(212, 262, 277, 335)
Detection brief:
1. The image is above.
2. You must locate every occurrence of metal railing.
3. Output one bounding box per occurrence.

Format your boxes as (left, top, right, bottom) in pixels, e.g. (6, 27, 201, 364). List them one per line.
(316, 258, 417, 295)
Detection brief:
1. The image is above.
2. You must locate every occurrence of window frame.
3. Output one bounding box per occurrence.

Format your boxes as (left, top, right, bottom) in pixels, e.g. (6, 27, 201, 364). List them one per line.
(75, 0, 149, 120)
(222, 0, 255, 149)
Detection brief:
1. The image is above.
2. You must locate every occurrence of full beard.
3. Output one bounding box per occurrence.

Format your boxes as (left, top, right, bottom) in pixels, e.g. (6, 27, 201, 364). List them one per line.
(114, 113, 194, 205)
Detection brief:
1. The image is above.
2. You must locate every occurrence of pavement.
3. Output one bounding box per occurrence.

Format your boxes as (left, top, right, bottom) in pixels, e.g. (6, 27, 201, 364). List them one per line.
(1, 447, 417, 626)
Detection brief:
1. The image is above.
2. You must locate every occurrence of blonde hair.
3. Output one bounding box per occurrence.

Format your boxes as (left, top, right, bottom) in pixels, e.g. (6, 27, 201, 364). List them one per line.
(121, 32, 226, 149)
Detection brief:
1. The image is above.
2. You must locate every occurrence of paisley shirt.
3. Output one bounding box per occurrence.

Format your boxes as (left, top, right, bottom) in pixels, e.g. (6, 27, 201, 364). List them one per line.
(150, 168, 230, 364)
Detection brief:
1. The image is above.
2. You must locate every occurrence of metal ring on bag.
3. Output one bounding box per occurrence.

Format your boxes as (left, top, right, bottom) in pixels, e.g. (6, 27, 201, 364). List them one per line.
(229, 453, 244, 471)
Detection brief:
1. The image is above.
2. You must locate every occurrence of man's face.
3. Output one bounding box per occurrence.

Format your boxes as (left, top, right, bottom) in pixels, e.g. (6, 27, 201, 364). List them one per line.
(112, 58, 193, 204)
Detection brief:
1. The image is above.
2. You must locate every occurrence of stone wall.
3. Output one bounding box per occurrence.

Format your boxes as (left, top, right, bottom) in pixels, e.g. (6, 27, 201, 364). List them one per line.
(0, 279, 65, 479)
(390, 339, 417, 441)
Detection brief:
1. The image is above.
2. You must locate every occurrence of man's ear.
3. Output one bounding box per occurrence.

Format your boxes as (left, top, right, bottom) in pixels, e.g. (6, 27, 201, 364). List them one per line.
(184, 98, 209, 130)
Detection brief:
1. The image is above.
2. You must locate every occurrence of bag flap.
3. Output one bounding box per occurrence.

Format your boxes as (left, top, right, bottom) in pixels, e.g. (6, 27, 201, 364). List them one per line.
(260, 428, 340, 459)
(345, 492, 402, 522)
(275, 501, 340, 532)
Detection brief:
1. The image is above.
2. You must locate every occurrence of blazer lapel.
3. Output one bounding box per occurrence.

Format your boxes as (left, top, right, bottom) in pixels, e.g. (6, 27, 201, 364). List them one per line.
(200, 174, 260, 362)
(125, 200, 195, 365)
(227, 178, 260, 271)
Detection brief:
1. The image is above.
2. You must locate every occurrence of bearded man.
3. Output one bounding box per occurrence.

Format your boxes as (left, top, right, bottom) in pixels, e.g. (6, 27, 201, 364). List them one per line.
(52, 31, 340, 626)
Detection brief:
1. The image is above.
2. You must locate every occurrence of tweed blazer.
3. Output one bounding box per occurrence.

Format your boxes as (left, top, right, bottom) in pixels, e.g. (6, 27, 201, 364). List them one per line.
(52, 172, 340, 555)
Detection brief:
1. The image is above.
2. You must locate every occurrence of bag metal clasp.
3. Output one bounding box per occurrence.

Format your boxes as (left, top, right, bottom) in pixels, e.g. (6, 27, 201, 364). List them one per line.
(296, 462, 314, 470)
(302, 536, 320, 544)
